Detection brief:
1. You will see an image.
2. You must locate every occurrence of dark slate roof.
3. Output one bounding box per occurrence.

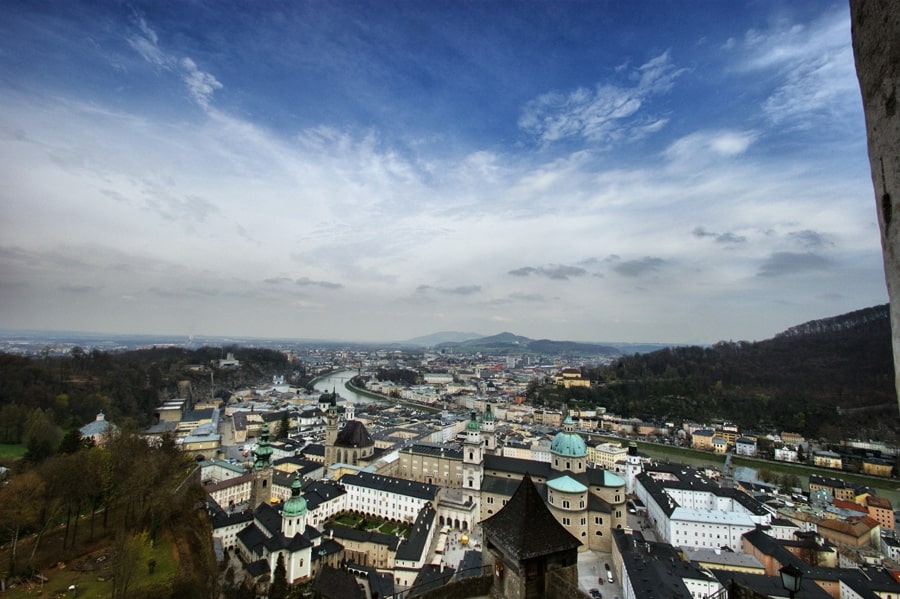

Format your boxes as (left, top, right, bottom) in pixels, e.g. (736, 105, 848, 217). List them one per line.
(711, 571, 831, 598)
(342, 471, 438, 501)
(311, 538, 344, 562)
(313, 565, 365, 599)
(484, 454, 552, 479)
(302, 480, 346, 511)
(254, 502, 283, 538)
(237, 526, 268, 558)
(408, 565, 456, 598)
(403, 442, 464, 460)
(480, 473, 581, 560)
(209, 506, 253, 531)
(302, 443, 325, 457)
(244, 558, 271, 578)
(455, 550, 484, 580)
(345, 563, 395, 599)
(264, 531, 312, 553)
(335, 420, 374, 448)
(181, 407, 214, 422)
(396, 504, 437, 562)
(612, 529, 714, 599)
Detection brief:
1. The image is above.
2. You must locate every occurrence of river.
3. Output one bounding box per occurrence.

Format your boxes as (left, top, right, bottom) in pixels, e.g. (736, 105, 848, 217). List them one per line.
(312, 369, 383, 405)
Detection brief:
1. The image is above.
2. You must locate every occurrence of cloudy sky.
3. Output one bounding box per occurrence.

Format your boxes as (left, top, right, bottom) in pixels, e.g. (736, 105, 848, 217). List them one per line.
(0, 1, 887, 344)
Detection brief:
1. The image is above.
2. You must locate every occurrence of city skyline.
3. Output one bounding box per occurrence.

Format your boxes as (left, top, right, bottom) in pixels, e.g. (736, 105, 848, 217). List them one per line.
(0, 1, 887, 344)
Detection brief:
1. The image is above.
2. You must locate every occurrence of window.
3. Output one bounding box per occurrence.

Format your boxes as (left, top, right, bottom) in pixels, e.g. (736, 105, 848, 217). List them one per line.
(562, 517, 571, 526)
(487, 497, 494, 504)
(563, 500, 570, 509)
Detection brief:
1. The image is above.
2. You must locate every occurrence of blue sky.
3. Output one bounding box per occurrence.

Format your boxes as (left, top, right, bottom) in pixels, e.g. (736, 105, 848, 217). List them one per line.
(0, 0, 887, 344)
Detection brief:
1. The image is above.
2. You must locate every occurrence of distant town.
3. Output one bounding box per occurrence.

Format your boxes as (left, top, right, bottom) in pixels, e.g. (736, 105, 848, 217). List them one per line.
(2, 331, 899, 598)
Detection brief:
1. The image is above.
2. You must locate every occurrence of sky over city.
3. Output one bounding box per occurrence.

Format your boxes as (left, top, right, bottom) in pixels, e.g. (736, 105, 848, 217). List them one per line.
(0, 0, 888, 344)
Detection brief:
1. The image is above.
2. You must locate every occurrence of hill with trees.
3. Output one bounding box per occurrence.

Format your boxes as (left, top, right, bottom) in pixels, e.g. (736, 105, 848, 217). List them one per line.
(534, 305, 897, 442)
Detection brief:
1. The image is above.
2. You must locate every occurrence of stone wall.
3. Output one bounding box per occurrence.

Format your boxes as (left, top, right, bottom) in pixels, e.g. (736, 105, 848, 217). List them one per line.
(414, 573, 493, 599)
(545, 566, 590, 599)
(851, 0, 900, 409)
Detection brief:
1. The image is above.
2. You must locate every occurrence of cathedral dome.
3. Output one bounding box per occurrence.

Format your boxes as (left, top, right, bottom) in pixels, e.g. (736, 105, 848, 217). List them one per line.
(282, 476, 307, 518)
(550, 416, 587, 458)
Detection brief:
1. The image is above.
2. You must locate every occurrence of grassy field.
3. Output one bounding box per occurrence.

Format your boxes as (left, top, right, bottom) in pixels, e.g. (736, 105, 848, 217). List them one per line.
(0, 443, 26, 458)
(1, 535, 179, 599)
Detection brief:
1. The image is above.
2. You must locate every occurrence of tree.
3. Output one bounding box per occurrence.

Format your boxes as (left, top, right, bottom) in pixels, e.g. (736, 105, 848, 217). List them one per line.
(269, 552, 289, 599)
(58, 427, 86, 454)
(279, 411, 291, 440)
(0, 403, 27, 443)
(0, 470, 45, 576)
(111, 530, 148, 599)
(22, 407, 60, 455)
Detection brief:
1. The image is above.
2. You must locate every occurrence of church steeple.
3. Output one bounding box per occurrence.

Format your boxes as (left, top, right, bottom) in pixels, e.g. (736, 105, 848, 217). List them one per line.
(249, 423, 274, 508)
(254, 422, 274, 470)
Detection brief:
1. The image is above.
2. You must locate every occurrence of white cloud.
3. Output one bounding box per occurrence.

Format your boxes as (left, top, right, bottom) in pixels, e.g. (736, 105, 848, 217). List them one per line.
(518, 50, 682, 145)
(665, 130, 758, 164)
(733, 9, 859, 128)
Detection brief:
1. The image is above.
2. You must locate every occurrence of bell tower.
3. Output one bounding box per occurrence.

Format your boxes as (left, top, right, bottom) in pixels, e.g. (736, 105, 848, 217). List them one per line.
(462, 411, 483, 511)
(249, 422, 274, 508)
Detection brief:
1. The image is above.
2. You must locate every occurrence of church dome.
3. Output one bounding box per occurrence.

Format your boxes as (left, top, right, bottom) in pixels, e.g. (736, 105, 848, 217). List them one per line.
(282, 476, 307, 518)
(466, 411, 481, 432)
(335, 420, 374, 448)
(550, 416, 587, 458)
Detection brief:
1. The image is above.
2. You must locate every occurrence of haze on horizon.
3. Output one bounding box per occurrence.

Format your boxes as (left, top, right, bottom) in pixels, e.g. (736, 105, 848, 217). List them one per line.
(0, 1, 888, 345)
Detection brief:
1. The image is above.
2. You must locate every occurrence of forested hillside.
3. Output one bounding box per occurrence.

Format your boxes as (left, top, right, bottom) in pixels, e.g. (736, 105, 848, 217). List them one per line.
(538, 305, 897, 441)
(0, 347, 293, 462)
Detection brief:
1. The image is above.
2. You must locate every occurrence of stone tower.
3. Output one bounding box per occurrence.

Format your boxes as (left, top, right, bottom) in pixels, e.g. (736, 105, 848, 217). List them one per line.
(482, 402, 496, 454)
(249, 422, 274, 508)
(462, 411, 483, 510)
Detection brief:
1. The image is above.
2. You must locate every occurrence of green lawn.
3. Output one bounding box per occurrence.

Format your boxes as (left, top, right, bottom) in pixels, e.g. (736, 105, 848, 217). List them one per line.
(0, 443, 26, 458)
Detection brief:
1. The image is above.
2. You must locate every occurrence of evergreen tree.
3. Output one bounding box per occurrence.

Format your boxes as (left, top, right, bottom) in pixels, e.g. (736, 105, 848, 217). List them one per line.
(270, 553, 289, 599)
(279, 411, 291, 440)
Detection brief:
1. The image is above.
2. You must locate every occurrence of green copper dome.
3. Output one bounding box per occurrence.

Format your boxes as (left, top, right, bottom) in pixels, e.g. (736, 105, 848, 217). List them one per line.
(466, 411, 480, 432)
(282, 476, 307, 518)
(550, 416, 587, 458)
(483, 403, 495, 422)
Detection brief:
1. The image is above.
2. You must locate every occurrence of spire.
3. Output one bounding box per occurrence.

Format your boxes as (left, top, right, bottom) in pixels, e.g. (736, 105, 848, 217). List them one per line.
(253, 422, 273, 470)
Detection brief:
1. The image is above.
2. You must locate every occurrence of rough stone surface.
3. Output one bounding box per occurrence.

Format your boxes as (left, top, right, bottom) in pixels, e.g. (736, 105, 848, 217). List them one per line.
(851, 0, 900, 408)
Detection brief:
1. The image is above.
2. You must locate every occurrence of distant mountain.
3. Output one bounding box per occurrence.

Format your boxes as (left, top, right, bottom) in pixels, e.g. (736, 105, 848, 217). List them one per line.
(434, 331, 621, 357)
(405, 331, 484, 346)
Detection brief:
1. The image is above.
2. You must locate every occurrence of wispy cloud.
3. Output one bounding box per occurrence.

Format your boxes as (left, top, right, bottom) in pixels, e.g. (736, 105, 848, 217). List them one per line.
(757, 251, 834, 277)
(127, 17, 222, 110)
(693, 227, 747, 245)
(518, 50, 681, 145)
(613, 257, 666, 277)
(508, 265, 588, 280)
(788, 229, 832, 249)
(417, 285, 482, 296)
(733, 9, 858, 128)
(296, 277, 343, 290)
